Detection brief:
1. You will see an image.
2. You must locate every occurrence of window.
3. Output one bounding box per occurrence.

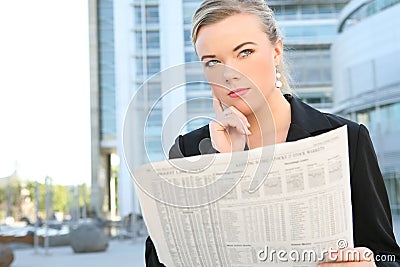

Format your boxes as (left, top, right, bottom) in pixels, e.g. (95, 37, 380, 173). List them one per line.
(380, 103, 400, 134)
(281, 5, 298, 19)
(186, 82, 209, 93)
(301, 4, 318, 17)
(283, 24, 336, 38)
(145, 137, 163, 162)
(135, 30, 159, 50)
(146, 108, 162, 127)
(146, 6, 159, 24)
(185, 51, 198, 62)
(147, 82, 162, 102)
(286, 50, 332, 86)
(134, 6, 141, 25)
(135, 32, 142, 50)
(356, 109, 373, 129)
(147, 56, 160, 75)
(136, 57, 143, 76)
(146, 31, 159, 48)
(339, 0, 400, 32)
(183, 4, 197, 24)
(135, 56, 160, 76)
(184, 28, 192, 46)
(319, 4, 333, 14)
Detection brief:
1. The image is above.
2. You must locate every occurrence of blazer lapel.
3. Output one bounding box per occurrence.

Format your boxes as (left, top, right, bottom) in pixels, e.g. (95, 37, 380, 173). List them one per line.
(284, 94, 334, 142)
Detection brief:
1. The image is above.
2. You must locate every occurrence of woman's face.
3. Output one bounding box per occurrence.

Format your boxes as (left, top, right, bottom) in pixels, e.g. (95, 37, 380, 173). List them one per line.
(195, 13, 283, 116)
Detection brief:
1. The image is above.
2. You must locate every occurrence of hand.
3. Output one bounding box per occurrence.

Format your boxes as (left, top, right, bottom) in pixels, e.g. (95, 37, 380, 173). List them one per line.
(209, 92, 251, 153)
(318, 247, 376, 267)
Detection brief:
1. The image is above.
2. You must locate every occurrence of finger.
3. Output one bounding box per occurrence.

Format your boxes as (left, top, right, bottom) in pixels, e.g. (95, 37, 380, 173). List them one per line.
(325, 247, 374, 263)
(209, 119, 225, 131)
(211, 117, 250, 136)
(212, 91, 224, 115)
(227, 106, 251, 128)
(318, 262, 374, 267)
(217, 115, 250, 135)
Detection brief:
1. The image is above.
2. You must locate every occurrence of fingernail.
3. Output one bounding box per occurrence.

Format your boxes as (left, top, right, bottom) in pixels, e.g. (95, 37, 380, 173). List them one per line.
(247, 122, 250, 127)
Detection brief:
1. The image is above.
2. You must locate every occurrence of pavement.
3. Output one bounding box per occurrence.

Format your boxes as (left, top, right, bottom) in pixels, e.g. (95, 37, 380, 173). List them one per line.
(7, 216, 400, 267)
(10, 237, 146, 267)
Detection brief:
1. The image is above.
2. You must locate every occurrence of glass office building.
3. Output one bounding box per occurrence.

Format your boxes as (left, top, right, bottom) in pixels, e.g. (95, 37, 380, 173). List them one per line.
(268, 0, 350, 111)
(332, 0, 400, 214)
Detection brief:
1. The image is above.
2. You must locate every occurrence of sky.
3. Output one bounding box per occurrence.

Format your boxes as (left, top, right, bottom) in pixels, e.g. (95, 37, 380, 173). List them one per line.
(0, 1, 91, 185)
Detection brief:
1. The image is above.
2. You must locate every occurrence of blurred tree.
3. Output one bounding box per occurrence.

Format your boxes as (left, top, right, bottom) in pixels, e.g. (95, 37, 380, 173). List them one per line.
(1, 179, 91, 221)
(52, 185, 70, 213)
(0, 187, 6, 204)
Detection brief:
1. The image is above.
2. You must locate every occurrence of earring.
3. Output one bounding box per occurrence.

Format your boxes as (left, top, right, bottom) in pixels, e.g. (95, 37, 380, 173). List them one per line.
(275, 67, 282, 89)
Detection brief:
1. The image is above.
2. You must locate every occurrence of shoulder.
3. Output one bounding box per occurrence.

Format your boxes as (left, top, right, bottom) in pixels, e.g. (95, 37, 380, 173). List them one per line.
(321, 112, 375, 175)
(320, 112, 370, 151)
(322, 112, 361, 137)
(168, 124, 215, 159)
(290, 97, 367, 172)
(287, 94, 361, 140)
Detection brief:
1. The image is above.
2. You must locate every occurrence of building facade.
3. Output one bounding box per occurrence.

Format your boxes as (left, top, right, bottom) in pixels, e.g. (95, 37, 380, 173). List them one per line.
(89, 0, 119, 218)
(268, 0, 350, 111)
(332, 0, 400, 213)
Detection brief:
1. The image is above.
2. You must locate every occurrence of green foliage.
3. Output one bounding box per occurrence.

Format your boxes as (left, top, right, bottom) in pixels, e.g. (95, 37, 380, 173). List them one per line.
(0, 179, 22, 218)
(25, 181, 46, 211)
(0, 187, 6, 204)
(52, 185, 70, 212)
(0, 179, 91, 220)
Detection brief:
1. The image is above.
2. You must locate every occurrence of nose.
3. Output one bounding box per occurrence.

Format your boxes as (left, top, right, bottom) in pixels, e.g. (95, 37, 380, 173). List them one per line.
(223, 64, 240, 83)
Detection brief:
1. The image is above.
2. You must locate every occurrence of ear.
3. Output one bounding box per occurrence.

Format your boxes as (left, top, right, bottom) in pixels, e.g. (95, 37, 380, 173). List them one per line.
(273, 39, 283, 66)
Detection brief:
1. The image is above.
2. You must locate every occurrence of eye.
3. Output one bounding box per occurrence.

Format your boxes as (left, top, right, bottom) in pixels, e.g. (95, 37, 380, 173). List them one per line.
(204, 59, 220, 68)
(239, 49, 254, 58)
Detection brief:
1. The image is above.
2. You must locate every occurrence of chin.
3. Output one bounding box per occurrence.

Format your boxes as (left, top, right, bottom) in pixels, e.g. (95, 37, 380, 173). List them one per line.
(232, 101, 255, 116)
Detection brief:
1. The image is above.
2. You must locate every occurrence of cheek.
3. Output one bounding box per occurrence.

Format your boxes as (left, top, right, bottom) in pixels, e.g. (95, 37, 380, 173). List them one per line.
(251, 57, 276, 92)
(211, 84, 227, 99)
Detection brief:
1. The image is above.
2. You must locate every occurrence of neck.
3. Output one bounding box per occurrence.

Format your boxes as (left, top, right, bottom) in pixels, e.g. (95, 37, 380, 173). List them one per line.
(246, 90, 291, 148)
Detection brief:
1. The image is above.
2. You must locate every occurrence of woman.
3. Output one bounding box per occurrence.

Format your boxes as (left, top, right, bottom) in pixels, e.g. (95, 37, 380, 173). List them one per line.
(145, 0, 400, 266)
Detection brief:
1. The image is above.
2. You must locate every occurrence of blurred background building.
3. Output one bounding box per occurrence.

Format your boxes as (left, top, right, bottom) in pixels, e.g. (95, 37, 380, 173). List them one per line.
(89, 0, 400, 219)
(89, 0, 120, 218)
(332, 0, 400, 214)
(269, 0, 350, 111)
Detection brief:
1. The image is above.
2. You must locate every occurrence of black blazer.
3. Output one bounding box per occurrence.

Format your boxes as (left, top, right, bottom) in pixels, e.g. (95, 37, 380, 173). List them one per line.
(145, 94, 400, 266)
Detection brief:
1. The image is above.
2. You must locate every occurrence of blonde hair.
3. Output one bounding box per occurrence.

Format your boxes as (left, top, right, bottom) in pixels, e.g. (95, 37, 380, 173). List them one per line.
(192, 0, 291, 93)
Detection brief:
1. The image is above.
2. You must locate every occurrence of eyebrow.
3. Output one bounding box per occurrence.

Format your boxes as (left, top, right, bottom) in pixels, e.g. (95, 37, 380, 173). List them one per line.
(233, 41, 256, 52)
(200, 55, 216, 61)
(200, 41, 257, 61)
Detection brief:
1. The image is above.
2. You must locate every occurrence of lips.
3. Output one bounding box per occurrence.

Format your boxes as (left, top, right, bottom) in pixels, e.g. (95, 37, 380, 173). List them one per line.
(228, 88, 250, 98)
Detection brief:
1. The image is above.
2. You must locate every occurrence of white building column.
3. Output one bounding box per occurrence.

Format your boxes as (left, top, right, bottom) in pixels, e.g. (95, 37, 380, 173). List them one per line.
(159, 0, 187, 150)
(114, 0, 140, 217)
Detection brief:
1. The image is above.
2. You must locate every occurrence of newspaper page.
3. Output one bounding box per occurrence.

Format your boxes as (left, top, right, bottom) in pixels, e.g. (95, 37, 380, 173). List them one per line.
(134, 126, 353, 266)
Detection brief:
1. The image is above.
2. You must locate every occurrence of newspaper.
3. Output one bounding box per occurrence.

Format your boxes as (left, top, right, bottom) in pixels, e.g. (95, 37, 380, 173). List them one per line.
(134, 126, 353, 266)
